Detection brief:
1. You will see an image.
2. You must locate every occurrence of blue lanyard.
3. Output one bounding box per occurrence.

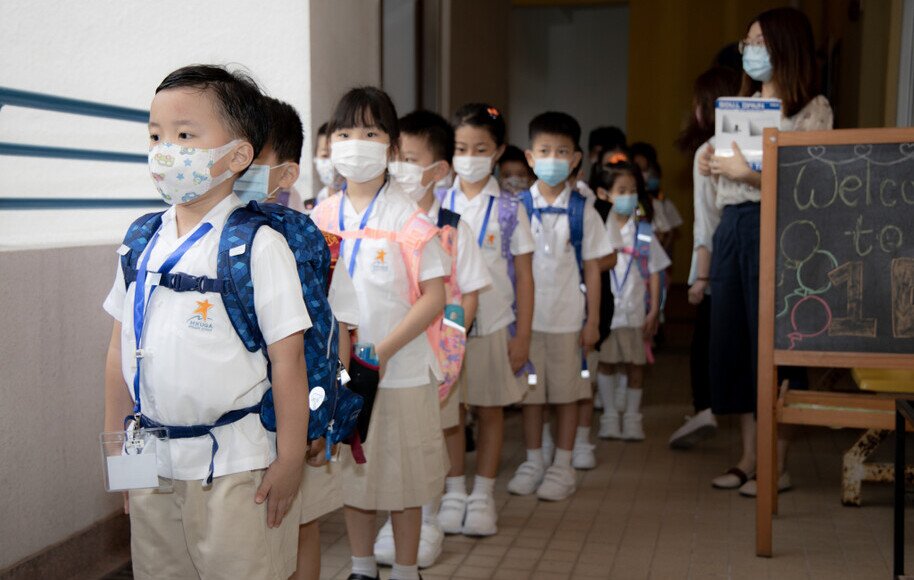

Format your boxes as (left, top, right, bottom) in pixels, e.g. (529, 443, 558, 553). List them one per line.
(132, 223, 213, 418)
(449, 189, 495, 248)
(338, 183, 384, 278)
(610, 253, 636, 295)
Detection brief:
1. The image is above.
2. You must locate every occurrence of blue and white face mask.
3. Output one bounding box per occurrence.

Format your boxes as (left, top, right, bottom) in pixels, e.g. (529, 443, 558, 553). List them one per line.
(742, 45, 773, 82)
(233, 162, 289, 203)
(611, 193, 638, 216)
(149, 140, 240, 205)
(533, 158, 571, 187)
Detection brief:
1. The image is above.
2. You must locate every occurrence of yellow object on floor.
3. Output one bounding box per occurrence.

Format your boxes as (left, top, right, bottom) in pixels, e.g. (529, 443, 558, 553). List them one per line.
(852, 369, 914, 393)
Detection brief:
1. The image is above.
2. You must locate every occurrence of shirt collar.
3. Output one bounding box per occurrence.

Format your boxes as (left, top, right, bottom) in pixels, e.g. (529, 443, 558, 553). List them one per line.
(530, 182, 572, 208)
(454, 176, 501, 200)
(159, 193, 243, 241)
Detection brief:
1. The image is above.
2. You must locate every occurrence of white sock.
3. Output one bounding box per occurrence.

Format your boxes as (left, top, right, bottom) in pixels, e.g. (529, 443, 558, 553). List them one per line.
(575, 426, 591, 445)
(554, 448, 573, 468)
(614, 373, 629, 412)
(526, 448, 545, 467)
(472, 475, 496, 497)
(625, 388, 643, 416)
(597, 373, 616, 417)
(444, 475, 466, 495)
(542, 422, 553, 445)
(391, 562, 420, 580)
(351, 555, 378, 578)
(422, 498, 439, 521)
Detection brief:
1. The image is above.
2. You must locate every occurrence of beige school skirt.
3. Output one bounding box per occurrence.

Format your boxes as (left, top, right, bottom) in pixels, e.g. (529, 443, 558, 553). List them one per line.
(601, 327, 647, 365)
(460, 326, 528, 407)
(341, 378, 449, 511)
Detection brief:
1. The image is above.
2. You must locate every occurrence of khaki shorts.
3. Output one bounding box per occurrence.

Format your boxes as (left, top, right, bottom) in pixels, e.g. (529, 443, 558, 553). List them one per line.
(439, 380, 462, 430)
(341, 380, 449, 511)
(129, 470, 300, 580)
(461, 327, 528, 407)
(299, 460, 343, 524)
(523, 331, 587, 405)
(600, 327, 647, 365)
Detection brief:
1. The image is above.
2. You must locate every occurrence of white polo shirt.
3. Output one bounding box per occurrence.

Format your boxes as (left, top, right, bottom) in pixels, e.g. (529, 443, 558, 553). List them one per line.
(328, 264, 359, 328)
(443, 176, 535, 336)
(528, 183, 613, 333)
(426, 197, 492, 296)
(337, 181, 450, 388)
(609, 216, 671, 330)
(103, 194, 311, 481)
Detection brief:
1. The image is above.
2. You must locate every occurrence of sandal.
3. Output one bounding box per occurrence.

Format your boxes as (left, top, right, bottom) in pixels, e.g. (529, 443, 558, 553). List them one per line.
(711, 467, 754, 489)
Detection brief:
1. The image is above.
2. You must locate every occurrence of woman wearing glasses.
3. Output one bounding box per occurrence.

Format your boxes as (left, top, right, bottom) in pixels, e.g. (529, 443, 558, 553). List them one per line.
(699, 7, 833, 496)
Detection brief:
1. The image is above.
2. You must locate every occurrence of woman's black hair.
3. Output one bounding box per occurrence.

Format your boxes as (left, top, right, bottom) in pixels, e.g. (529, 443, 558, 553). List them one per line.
(675, 65, 742, 156)
(327, 86, 399, 147)
(589, 160, 654, 223)
(452, 103, 506, 147)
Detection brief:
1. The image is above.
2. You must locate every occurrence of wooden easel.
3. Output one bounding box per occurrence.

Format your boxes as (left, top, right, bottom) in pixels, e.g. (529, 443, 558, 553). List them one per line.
(757, 127, 914, 557)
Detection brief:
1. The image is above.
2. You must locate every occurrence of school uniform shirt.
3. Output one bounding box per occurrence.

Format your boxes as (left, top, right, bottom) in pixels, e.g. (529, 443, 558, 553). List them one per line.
(609, 216, 671, 330)
(328, 263, 360, 328)
(337, 181, 450, 388)
(527, 182, 613, 334)
(427, 197, 492, 296)
(444, 176, 535, 336)
(662, 197, 683, 229)
(103, 194, 311, 481)
(316, 186, 331, 205)
(651, 198, 671, 233)
(688, 138, 721, 288)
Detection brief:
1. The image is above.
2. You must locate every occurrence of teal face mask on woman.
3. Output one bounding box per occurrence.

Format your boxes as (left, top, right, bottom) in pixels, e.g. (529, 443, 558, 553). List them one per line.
(533, 158, 571, 187)
(742, 45, 773, 82)
(611, 193, 638, 216)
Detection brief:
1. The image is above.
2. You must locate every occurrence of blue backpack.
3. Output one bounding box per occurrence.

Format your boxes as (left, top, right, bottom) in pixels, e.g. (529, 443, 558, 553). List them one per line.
(120, 201, 362, 464)
(518, 189, 586, 282)
(631, 219, 668, 313)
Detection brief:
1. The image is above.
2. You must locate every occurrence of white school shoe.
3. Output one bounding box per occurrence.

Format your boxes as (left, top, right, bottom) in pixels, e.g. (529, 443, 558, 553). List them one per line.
(572, 440, 597, 470)
(668, 408, 718, 450)
(373, 516, 395, 566)
(462, 493, 498, 536)
(599, 412, 623, 439)
(418, 519, 444, 568)
(437, 491, 468, 534)
(536, 465, 577, 501)
(507, 461, 546, 495)
(622, 413, 646, 441)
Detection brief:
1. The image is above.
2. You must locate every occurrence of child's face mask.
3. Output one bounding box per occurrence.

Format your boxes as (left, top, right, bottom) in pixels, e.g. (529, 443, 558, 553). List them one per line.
(331, 139, 389, 184)
(149, 140, 240, 205)
(314, 157, 337, 186)
(611, 193, 638, 216)
(533, 158, 571, 187)
(388, 161, 441, 201)
(233, 162, 290, 203)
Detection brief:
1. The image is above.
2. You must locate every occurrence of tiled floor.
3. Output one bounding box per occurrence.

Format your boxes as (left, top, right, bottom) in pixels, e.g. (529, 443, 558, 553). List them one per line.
(105, 347, 912, 579)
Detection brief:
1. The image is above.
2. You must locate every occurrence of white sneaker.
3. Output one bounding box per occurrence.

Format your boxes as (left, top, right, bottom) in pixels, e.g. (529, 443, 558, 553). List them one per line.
(622, 413, 645, 441)
(738, 472, 793, 497)
(542, 427, 555, 466)
(668, 408, 718, 450)
(599, 413, 623, 439)
(373, 516, 395, 566)
(462, 493, 497, 536)
(572, 441, 597, 470)
(536, 465, 577, 501)
(507, 461, 545, 495)
(418, 519, 444, 568)
(437, 491, 467, 534)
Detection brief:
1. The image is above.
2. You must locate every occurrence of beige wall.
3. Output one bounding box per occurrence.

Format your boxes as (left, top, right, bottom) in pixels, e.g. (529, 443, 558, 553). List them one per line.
(0, 245, 121, 569)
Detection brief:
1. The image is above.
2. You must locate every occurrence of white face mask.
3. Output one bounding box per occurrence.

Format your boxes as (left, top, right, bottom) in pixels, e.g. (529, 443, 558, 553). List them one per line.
(330, 139, 389, 184)
(148, 140, 240, 205)
(313, 157, 336, 186)
(388, 161, 441, 201)
(453, 155, 494, 184)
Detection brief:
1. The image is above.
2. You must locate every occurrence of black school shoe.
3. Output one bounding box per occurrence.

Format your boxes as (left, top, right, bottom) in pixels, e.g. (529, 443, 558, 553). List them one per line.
(347, 574, 380, 580)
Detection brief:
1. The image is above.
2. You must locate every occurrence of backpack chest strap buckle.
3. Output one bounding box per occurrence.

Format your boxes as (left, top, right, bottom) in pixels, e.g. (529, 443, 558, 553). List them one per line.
(159, 272, 227, 294)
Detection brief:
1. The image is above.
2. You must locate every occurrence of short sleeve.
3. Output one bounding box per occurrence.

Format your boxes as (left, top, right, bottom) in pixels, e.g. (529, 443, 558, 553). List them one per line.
(328, 265, 360, 327)
(648, 236, 672, 274)
(418, 234, 450, 283)
(250, 228, 311, 345)
(103, 259, 127, 322)
(581, 204, 613, 260)
(455, 220, 491, 294)
(693, 141, 720, 252)
(510, 203, 535, 256)
(651, 199, 670, 233)
(605, 218, 625, 250)
(663, 199, 683, 229)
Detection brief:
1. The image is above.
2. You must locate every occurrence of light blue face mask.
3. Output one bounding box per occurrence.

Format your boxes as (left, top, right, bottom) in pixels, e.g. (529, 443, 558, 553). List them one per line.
(611, 193, 638, 216)
(742, 45, 773, 82)
(533, 158, 571, 187)
(233, 163, 288, 203)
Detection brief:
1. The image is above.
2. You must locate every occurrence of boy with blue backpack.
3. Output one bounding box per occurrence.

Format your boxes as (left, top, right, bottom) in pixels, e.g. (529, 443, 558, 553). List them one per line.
(507, 111, 613, 502)
(103, 65, 354, 579)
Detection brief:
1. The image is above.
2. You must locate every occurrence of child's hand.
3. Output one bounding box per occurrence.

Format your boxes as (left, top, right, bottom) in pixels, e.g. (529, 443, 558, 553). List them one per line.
(688, 281, 708, 305)
(580, 321, 600, 352)
(508, 334, 531, 374)
(255, 456, 303, 528)
(642, 312, 660, 338)
(306, 439, 335, 467)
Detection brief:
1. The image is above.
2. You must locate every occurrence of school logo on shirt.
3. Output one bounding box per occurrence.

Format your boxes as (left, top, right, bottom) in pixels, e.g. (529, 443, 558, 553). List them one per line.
(186, 299, 215, 332)
(371, 249, 389, 273)
(483, 232, 497, 251)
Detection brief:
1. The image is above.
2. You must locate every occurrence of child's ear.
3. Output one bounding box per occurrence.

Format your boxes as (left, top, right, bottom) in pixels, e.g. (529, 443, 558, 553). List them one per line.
(278, 163, 300, 189)
(229, 142, 255, 174)
(596, 187, 611, 201)
(494, 144, 506, 161)
(571, 149, 583, 170)
(524, 149, 535, 169)
(429, 161, 450, 183)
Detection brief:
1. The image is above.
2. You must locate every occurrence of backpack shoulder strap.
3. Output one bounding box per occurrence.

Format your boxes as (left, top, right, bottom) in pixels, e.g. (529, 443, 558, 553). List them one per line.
(120, 211, 165, 289)
(310, 193, 342, 232)
(568, 190, 586, 278)
(397, 210, 440, 303)
(219, 205, 271, 352)
(633, 220, 653, 281)
(518, 189, 535, 224)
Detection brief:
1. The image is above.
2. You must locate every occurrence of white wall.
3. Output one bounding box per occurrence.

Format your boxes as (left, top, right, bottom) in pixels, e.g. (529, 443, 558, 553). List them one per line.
(383, 0, 419, 116)
(0, 1, 311, 249)
(508, 5, 629, 151)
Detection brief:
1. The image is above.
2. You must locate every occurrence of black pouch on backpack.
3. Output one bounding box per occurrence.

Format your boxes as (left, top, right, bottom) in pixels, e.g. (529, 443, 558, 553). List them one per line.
(346, 353, 380, 443)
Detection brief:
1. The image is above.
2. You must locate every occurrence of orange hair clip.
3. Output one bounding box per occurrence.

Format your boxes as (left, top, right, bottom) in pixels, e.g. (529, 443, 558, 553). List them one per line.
(607, 152, 629, 164)
(487, 107, 500, 119)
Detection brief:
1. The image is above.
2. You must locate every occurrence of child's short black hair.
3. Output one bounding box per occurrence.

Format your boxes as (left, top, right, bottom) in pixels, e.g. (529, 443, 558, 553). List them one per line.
(497, 144, 527, 167)
(327, 87, 399, 147)
(263, 98, 303, 164)
(589, 160, 653, 223)
(528, 111, 581, 147)
(156, 65, 268, 160)
(452, 103, 506, 147)
(399, 110, 455, 162)
(317, 122, 330, 137)
(630, 141, 661, 175)
(588, 126, 627, 154)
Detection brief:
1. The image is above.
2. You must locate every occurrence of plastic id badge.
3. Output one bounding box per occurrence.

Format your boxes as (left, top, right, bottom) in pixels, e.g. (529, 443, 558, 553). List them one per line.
(100, 427, 173, 492)
(443, 304, 466, 333)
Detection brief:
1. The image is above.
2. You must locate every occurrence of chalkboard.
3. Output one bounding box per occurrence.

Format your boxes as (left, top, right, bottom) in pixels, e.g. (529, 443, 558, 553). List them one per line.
(773, 140, 914, 354)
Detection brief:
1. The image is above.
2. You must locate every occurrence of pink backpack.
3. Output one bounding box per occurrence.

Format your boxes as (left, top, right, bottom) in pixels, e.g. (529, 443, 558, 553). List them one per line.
(312, 194, 466, 400)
